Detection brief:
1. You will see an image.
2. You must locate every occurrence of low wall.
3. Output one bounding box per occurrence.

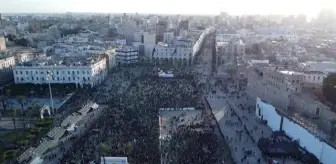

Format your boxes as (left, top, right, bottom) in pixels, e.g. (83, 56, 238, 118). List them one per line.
(256, 97, 336, 164)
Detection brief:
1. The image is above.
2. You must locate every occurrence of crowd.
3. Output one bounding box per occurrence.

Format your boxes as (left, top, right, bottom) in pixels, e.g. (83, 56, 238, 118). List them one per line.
(163, 125, 222, 164)
(52, 65, 228, 164)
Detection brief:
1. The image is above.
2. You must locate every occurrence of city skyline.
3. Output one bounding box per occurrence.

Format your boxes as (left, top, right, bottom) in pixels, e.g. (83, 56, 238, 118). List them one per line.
(0, 0, 335, 18)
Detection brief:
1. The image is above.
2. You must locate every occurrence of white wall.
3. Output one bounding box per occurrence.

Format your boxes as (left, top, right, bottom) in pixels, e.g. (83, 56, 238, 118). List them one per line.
(255, 97, 336, 164)
(282, 117, 323, 158)
(256, 97, 281, 131)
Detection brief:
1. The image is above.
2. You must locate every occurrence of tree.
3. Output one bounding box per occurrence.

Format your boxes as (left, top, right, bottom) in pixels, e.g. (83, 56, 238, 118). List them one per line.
(17, 96, 26, 112)
(16, 38, 29, 47)
(322, 74, 336, 104)
(17, 96, 26, 128)
(0, 89, 11, 111)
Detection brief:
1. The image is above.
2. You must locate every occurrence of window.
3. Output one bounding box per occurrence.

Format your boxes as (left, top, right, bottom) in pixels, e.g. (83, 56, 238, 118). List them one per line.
(77, 71, 79, 74)
(41, 71, 44, 74)
(32, 77, 34, 80)
(15, 71, 18, 74)
(42, 77, 45, 81)
(20, 71, 22, 74)
(63, 77, 65, 81)
(56, 71, 59, 75)
(36, 77, 39, 80)
(68, 71, 70, 74)
(68, 77, 70, 81)
(57, 77, 59, 81)
(26, 71, 28, 75)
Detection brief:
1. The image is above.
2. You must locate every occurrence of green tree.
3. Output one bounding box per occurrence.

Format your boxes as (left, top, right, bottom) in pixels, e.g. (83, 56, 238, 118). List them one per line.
(31, 101, 41, 119)
(322, 74, 336, 104)
(0, 89, 11, 112)
(17, 96, 26, 128)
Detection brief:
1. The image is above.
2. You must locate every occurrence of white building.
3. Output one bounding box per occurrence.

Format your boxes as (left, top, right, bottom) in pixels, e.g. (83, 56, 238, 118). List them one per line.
(13, 55, 107, 87)
(152, 38, 193, 66)
(115, 47, 138, 66)
(143, 32, 156, 45)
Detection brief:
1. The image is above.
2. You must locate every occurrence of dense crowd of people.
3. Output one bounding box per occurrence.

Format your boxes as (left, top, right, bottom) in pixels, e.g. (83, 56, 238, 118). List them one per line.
(53, 65, 228, 164)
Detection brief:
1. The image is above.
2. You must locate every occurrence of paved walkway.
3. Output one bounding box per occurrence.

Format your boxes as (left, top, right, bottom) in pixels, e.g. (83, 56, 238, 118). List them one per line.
(206, 91, 269, 164)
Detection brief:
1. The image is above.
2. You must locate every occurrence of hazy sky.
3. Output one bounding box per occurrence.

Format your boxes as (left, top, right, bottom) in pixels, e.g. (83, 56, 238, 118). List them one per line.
(0, 0, 335, 18)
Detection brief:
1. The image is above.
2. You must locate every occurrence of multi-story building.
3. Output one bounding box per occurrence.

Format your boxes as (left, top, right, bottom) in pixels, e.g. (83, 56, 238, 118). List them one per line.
(115, 47, 138, 66)
(247, 66, 304, 109)
(156, 20, 167, 43)
(152, 38, 193, 66)
(13, 55, 107, 87)
(0, 53, 16, 85)
(216, 39, 245, 66)
(302, 71, 327, 86)
(163, 31, 175, 44)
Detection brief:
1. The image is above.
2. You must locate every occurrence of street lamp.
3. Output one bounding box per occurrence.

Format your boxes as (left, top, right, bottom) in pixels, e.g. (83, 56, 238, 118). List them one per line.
(46, 70, 55, 112)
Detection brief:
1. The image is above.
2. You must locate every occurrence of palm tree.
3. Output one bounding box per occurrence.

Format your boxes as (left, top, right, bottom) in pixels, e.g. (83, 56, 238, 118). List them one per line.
(17, 96, 27, 128)
(17, 96, 26, 111)
(31, 101, 41, 119)
(331, 119, 336, 140)
(0, 89, 11, 112)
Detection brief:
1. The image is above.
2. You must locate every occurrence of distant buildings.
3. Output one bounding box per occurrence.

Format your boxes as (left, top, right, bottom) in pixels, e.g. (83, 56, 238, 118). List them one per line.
(13, 55, 107, 87)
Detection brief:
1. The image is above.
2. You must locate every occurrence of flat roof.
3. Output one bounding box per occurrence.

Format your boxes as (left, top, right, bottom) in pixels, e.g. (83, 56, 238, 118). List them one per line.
(279, 70, 303, 75)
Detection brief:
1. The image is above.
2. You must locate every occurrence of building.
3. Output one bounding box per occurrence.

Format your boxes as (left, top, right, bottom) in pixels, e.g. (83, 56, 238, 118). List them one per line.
(0, 15, 5, 51)
(156, 20, 167, 43)
(13, 55, 107, 87)
(152, 38, 193, 66)
(0, 36, 5, 51)
(216, 39, 245, 66)
(163, 31, 175, 44)
(104, 49, 117, 71)
(302, 71, 327, 86)
(0, 53, 15, 85)
(179, 20, 189, 31)
(115, 47, 138, 66)
(247, 66, 304, 110)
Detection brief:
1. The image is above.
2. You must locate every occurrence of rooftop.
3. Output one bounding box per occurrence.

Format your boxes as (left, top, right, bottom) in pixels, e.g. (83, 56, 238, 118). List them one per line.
(279, 70, 303, 75)
(16, 54, 104, 67)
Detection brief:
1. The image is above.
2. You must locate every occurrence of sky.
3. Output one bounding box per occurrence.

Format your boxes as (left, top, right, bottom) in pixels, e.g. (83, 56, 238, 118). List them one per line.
(0, 0, 335, 18)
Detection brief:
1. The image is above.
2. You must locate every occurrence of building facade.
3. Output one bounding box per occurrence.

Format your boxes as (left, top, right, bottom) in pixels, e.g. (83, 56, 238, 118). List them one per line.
(115, 47, 138, 66)
(152, 39, 193, 66)
(247, 66, 304, 110)
(155, 20, 167, 43)
(13, 55, 107, 87)
(0, 55, 15, 85)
